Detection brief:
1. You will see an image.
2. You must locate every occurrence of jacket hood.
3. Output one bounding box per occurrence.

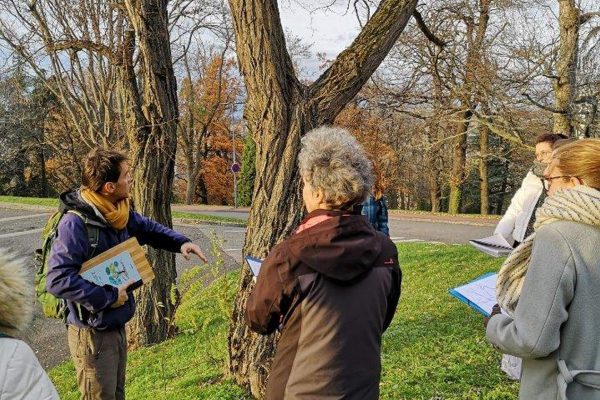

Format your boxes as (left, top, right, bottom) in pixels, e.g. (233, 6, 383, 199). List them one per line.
(0, 250, 34, 336)
(287, 209, 383, 282)
(59, 189, 106, 225)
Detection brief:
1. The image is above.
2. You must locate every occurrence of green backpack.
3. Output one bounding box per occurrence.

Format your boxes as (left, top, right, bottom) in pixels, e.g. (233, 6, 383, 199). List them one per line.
(34, 209, 100, 319)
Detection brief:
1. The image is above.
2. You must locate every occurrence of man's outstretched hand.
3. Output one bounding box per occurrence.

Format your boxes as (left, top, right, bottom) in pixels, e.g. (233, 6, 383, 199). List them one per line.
(180, 242, 208, 263)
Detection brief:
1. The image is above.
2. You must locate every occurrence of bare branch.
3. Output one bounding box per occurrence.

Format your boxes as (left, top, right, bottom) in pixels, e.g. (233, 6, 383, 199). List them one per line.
(522, 92, 566, 114)
(580, 11, 600, 25)
(412, 9, 447, 47)
(49, 40, 116, 62)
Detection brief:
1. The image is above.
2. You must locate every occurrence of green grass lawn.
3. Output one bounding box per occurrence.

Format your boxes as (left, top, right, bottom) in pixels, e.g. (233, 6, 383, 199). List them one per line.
(49, 243, 519, 399)
(0, 195, 58, 207)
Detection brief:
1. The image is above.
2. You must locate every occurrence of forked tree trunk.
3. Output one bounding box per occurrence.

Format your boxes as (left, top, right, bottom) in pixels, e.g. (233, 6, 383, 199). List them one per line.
(226, 0, 418, 397)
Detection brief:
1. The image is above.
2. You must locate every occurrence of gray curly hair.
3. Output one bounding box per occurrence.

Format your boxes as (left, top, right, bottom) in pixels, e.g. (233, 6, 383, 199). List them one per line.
(298, 126, 374, 209)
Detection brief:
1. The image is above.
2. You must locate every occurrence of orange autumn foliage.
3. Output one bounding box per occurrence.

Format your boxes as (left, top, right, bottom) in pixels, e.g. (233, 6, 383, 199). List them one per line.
(175, 56, 242, 204)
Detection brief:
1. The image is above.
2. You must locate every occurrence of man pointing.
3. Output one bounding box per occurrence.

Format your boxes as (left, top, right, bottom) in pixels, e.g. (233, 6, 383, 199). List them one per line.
(47, 148, 206, 400)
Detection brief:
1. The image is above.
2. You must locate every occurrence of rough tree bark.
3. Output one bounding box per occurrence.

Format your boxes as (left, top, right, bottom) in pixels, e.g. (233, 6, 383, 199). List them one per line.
(553, 0, 580, 136)
(119, 0, 181, 348)
(226, 0, 418, 397)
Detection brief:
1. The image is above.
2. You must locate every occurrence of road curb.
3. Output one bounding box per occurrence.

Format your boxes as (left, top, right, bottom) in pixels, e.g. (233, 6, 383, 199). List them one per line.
(389, 215, 497, 227)
(173, 218, 246, 228)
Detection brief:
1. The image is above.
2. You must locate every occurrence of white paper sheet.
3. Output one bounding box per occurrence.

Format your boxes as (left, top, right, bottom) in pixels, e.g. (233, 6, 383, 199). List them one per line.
(452, 273, 498, 316)
(245, 257, 263, 277)
(469, 233, 514, 258)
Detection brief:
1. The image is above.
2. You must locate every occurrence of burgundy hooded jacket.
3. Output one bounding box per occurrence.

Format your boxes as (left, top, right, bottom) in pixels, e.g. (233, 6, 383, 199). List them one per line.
(245, 209, 402, 399)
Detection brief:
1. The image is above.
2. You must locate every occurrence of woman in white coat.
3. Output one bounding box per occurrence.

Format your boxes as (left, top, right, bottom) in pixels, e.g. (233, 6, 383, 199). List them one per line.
(0, 250, 59, 400)
(494, 133, 568, 245)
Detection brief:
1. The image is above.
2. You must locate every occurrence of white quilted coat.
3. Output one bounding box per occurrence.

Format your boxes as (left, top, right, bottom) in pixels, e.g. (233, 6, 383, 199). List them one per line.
(0, 338, 59, 400)
(0, 250, 59, 400)
(494, 171, 544, 243)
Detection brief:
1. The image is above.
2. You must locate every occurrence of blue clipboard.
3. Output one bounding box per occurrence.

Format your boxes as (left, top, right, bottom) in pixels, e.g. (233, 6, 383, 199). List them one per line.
(448, 272, 497, 317)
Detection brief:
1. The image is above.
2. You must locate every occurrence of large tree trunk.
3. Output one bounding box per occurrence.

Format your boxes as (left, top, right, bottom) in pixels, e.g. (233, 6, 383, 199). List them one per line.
(119, 0, 180, 348)
(553, 0, 580, 136)
(448, 0, 490, 215)
(429, 176, 440, 212)
(226, 0, 418, 397)
(479, 123, 489, 215)
(448, 109, 472, 214)
(185, 175, 195, 205)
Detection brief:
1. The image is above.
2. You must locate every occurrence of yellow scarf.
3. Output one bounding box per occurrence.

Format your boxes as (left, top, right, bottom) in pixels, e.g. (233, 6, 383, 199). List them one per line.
(81, 188, 130, 230)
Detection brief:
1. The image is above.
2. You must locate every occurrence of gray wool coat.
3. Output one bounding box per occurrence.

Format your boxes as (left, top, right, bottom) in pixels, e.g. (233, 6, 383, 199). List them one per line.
(487, 220, 600, 400)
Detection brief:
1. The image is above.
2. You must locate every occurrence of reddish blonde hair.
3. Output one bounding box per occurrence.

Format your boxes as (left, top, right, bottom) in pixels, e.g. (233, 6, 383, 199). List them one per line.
(553, 138, 600, 190)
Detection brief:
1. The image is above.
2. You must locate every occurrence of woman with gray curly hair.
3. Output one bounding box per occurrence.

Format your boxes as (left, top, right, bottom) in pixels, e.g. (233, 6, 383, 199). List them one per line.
(246, 126, 402, 400)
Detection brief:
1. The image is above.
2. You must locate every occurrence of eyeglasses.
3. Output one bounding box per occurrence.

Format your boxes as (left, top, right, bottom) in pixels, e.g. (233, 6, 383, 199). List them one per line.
(535, 150, 552, 160)
(543, 175, 571, 191)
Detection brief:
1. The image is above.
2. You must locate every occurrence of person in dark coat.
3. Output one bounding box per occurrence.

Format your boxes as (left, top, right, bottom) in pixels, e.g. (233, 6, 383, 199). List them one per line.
(47, 148, 207, 400)
(245, 126, 401, 400)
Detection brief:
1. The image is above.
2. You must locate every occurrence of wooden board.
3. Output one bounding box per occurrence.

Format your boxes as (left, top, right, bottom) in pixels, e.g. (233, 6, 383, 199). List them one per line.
(80, 237, 155, 284)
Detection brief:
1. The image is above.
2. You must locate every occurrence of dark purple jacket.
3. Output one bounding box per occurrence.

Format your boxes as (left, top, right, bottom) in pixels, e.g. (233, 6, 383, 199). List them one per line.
(47, 190, 190, 331)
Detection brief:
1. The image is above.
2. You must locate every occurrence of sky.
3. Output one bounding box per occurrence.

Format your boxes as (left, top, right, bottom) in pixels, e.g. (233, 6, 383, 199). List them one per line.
(278, 2, 363, 79)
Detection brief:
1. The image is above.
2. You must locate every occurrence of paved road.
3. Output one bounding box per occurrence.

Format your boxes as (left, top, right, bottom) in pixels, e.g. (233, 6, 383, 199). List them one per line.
(0, 205, 494, 370)
(171, 207, 496, 245)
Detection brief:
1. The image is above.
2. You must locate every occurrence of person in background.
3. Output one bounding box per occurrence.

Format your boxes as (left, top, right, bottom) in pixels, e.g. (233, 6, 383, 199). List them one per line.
(0, 250, 59, 400)
(245, 126, 401, 400)
(361, 164, 390, 236)
(494, 133, 568, 246)
(486, 139, 600, 399)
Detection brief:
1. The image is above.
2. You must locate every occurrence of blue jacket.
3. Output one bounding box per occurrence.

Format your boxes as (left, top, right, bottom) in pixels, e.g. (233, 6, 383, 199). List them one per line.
(361, 195, 390, 236)
(46, 190, 190, 331)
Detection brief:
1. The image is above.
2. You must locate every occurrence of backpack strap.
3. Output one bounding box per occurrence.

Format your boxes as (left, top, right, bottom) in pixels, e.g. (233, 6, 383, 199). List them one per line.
(63, 210, 103, 322)
(67, 210, 101, 257)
